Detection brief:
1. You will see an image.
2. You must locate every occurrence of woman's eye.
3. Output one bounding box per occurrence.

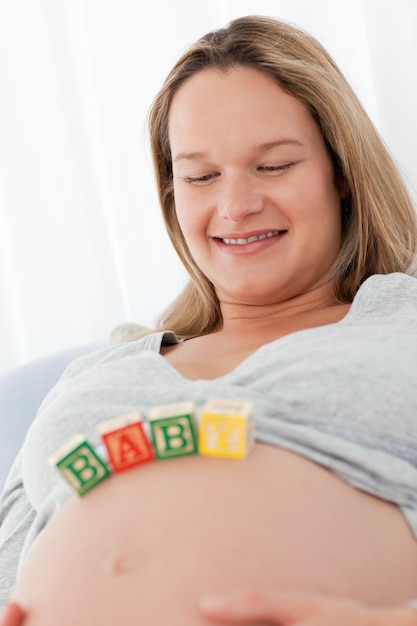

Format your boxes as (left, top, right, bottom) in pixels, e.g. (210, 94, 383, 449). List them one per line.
(258, 163, 294, 173)
(184, 172, 219, 184)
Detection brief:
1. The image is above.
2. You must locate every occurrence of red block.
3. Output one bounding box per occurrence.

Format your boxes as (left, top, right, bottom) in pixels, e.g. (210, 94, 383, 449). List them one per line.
(101, 421, 154, 472)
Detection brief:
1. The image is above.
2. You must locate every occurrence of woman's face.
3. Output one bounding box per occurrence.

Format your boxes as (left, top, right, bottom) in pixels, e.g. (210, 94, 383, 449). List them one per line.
(168, 66, 345, 306)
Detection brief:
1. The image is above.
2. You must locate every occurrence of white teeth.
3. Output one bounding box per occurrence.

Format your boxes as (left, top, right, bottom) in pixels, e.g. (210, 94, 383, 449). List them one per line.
(222, 230, 281, 245)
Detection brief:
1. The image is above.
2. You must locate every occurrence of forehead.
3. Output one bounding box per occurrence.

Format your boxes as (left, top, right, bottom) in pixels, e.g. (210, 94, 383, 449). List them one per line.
(168, 66, 319, 153)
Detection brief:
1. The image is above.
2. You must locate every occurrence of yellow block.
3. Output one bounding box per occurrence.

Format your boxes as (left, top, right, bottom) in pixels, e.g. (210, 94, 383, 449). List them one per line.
(199, 398, 255, 459)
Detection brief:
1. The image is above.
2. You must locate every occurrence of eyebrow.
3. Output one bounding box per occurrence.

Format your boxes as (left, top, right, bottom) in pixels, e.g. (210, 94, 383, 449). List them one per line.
(173, 151, 207, 163)
(258, 139, 305, 151)
(172, 139, 305, 163)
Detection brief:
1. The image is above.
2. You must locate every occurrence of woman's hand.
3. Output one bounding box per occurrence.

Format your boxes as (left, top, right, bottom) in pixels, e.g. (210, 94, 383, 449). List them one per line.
(0, 603, 26, 626)
(199, 588, 417, 625)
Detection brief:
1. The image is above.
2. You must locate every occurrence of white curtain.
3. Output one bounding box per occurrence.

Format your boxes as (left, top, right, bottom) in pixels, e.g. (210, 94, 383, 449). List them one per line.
(0, 0, 416, 376)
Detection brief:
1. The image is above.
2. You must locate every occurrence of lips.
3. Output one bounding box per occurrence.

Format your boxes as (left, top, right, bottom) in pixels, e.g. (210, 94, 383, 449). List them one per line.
(216, 230, 285, 245)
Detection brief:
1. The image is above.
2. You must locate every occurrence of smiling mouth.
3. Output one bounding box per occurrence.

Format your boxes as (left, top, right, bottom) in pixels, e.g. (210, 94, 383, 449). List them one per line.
(218, 230, 285, 245)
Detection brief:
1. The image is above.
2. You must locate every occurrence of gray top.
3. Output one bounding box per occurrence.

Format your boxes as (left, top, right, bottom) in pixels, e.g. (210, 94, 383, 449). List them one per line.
(1, 272, 417, 606)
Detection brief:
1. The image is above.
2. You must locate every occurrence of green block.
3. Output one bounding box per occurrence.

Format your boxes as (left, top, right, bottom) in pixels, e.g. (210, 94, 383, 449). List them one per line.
(150, 414, 198, 460)
(56, 440, 111, 496)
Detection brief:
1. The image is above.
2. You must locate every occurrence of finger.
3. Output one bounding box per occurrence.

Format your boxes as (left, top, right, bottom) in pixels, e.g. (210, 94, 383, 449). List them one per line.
(199, 588, 318, 623)
(0, 603, 26, 626)
(199, 590, 417, 626)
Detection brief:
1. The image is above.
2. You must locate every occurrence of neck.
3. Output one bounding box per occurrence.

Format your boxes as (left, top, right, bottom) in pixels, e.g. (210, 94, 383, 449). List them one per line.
(217, 285, 336, 333)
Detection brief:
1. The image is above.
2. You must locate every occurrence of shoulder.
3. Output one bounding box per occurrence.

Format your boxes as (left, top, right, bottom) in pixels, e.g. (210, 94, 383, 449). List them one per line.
(349, 272, 417, 320)
(55, 330, 179, 383)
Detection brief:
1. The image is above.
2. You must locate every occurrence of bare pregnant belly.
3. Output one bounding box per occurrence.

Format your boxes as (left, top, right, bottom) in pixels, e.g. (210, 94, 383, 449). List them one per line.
(13, 444, 417, 625)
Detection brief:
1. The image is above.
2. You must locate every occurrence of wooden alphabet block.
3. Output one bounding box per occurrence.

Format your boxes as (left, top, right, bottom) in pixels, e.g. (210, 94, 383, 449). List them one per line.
(98, 412, 155, 473)
(49, 435, 111, 496)
(148, 401, 198, 460)
(199, 398, 255, 459)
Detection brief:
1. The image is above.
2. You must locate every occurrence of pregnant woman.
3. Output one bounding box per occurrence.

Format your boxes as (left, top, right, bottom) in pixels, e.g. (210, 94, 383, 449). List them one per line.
(1, 15, 417, 626)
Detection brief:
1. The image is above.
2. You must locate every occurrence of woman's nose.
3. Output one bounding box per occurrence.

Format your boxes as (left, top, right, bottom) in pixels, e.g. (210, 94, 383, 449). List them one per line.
(217, 176, 264, 222)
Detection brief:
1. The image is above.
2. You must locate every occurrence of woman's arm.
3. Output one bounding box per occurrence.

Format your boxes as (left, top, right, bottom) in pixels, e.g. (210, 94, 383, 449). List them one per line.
(0, 452, 37, 608)
(199, 588, 417, 625)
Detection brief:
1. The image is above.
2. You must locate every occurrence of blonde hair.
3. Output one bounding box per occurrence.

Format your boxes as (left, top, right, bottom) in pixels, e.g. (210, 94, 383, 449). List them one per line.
(148, 14, 417, 338)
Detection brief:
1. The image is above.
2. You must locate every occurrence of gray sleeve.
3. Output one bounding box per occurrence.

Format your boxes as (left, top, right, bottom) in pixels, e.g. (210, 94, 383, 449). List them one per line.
(0, 450, 36, 608)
